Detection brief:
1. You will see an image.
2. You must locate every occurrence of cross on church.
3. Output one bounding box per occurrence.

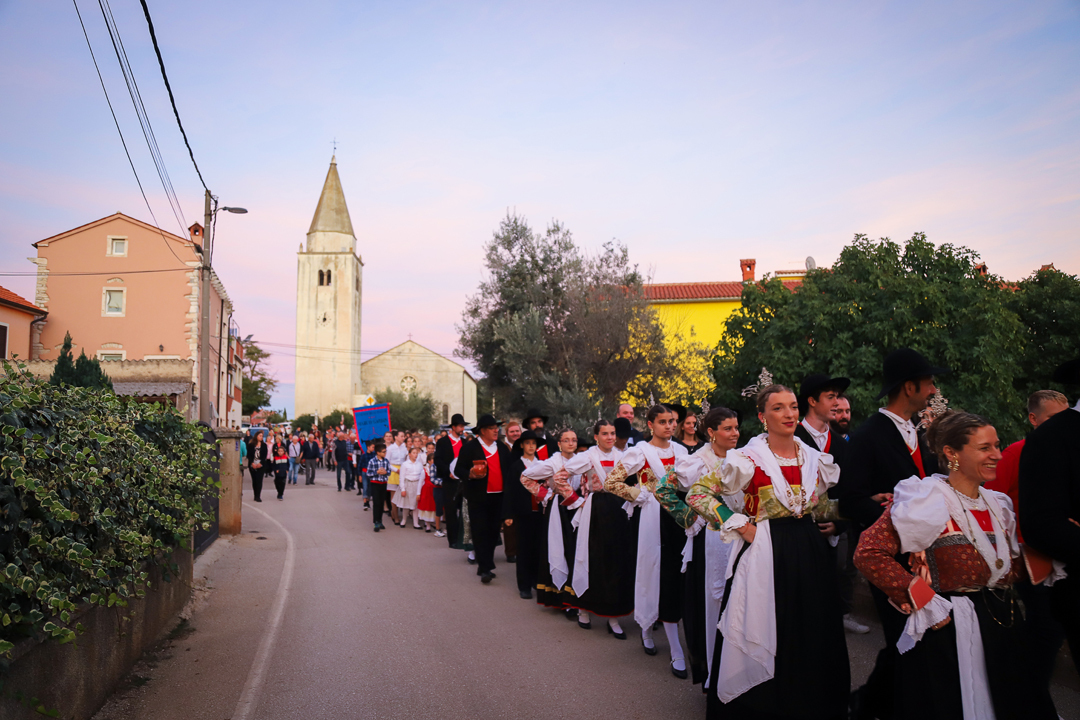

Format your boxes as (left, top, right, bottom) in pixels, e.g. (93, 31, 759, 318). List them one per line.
(408, 332, 413, 340)
(332, 138, 338, 155)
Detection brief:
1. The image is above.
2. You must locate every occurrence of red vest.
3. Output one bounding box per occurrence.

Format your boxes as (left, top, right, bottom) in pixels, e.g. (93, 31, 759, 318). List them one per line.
(537, 444, 550, 461)
(483, 444, 502, 493)
(450, 435, 462, 458)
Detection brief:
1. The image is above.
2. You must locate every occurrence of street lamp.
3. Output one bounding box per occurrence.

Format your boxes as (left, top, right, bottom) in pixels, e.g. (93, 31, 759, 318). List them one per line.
(199, 191, 247, 425)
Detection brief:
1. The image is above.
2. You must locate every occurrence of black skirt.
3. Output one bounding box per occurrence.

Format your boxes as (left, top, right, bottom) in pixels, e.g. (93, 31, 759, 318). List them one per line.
(684, 529, 708, 687)
(658, 502, 685, 624)
(707, 515, 849, 720)
(568, 492, 637, 618)
(536, 500, 576, 609)
(893, 587, 1057, 720)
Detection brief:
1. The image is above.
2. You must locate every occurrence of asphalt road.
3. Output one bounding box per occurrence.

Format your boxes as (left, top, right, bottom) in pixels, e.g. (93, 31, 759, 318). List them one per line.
(93, 467, 1080, 720)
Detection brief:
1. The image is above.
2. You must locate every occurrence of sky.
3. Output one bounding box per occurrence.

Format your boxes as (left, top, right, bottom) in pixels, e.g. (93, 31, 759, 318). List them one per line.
(2, 0, 1078, 417)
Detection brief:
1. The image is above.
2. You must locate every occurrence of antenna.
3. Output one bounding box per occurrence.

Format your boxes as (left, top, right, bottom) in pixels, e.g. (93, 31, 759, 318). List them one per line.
(805, 256, 817, 271)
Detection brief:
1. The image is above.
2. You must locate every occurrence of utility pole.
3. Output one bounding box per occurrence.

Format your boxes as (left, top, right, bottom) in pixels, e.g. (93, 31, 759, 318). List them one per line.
(199, 189, 213, 425)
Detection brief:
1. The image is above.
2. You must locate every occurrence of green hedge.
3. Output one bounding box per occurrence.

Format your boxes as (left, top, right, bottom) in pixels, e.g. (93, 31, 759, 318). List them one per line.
(0, 363, 214, 658)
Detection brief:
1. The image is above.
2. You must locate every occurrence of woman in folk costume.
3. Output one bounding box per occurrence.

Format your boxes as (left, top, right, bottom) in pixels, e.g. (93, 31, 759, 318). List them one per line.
(855, 411, 1057, 720)
(561, 419, 634, 638)
(700, 385, 848, 719)
(396, 446, 424, 529)
(677, 406, 742, 689)
(604, 405, 690, 677)
(520, 428, 586, 611)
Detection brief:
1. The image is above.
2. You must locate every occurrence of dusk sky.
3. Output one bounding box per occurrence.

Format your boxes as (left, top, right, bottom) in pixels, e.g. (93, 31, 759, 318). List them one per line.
(2, 1, 1078, 416)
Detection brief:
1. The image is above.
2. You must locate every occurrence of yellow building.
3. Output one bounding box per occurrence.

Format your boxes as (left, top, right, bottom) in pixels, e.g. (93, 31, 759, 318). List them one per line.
(643, 259, 804, 351)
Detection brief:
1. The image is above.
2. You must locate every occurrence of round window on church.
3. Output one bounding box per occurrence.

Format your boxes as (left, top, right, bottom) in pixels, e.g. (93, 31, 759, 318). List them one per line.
(400, 375, 418, 394)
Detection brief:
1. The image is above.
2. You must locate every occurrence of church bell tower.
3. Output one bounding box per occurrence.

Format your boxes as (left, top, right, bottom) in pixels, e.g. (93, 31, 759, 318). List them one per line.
(294, 157, 363, 419)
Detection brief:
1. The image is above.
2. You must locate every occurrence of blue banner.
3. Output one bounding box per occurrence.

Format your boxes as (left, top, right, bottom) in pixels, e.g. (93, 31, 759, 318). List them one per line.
(353, 404, 391, 441)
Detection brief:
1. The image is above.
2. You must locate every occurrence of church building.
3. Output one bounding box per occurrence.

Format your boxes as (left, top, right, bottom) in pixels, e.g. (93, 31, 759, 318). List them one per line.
(361, 340, 477, 427)
(294, 158, 364, 418)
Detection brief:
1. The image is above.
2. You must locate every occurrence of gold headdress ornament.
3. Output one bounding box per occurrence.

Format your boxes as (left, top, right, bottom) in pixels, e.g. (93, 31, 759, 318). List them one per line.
(917, 392, 950, 430)
(741, 367, 774, 398)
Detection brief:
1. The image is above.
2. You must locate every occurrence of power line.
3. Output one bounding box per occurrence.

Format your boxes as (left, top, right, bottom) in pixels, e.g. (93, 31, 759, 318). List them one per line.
(96, 0, 188, 236)
(138, 0, 208, 193)
(71, 0, 188, 268)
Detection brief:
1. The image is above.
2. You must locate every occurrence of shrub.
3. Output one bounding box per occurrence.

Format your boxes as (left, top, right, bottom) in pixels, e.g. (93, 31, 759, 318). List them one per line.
(0, 362, 214, 658)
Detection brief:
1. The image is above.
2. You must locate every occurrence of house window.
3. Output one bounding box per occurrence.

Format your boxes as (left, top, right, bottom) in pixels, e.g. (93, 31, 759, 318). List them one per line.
(107, 236, 128, 256)
(325, 270, 332, 285)
(0, 323, 8, 359)
(103, 288, 126, 316)
(97, 352, 125, 362)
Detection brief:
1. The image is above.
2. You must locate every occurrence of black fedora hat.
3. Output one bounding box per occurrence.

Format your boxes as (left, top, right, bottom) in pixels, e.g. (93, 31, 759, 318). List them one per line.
(1052, 355, 1080, 385)
(877, 348, 949, 400)
(449, 413, 467, 427)
(474, 413, 503, 429)
(613, 417, 633, 439)
(522, 408, 549, 425)
(799, 373, 851, 412)
(664, 403, 688, 424)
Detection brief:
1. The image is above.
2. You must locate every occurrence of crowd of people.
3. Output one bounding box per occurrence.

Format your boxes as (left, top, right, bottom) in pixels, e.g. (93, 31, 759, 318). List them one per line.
(241, 347, 1080, 720)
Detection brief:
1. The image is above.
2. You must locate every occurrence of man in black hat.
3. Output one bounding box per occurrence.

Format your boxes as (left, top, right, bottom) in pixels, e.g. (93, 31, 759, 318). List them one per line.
(1019, 354, 1080, 679)
(457, 414, 512, 584)
(434, 414, 468, 550)
(522, 408, 556, 460)
(842, 348, 947, 720)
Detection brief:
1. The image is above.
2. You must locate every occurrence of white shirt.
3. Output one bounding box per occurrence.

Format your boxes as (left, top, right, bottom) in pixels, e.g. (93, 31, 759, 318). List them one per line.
(1073, 397, 1080, 412)
(800, 418, 830, 451)
(386, 442, 409, 469)
(879, 408, 918, 451)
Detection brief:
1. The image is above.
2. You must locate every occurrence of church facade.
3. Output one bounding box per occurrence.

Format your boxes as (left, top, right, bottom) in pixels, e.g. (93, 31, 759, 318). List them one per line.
(361, 340, 477, 427)
(294, 158, 364, 418)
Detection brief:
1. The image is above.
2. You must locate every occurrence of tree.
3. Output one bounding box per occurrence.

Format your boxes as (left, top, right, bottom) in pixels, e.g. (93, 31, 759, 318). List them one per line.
(1006, 266, 1080, 400)
(710, 233, 1032, 443)
(293, 413, 315, 433)
(48, 332, 113, 391)
(373, 387, 438, 431)
(241, 342, 277, 415)
(458, 212, 706, 430)
(320, 409, 355, 430)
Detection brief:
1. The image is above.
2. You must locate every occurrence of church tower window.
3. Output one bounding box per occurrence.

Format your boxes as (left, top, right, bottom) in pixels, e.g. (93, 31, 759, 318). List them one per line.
(318, 270, 325, 286)
(326, 270, 332, 285)
(442, 404, 449, 424)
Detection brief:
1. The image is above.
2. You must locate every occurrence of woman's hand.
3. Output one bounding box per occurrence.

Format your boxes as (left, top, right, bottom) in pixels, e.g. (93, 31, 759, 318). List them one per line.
(817, 522, 837, 537)
(737, 523, 756, 544)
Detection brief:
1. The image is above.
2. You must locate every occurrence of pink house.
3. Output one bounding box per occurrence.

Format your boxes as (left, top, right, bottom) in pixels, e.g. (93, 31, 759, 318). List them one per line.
(26, 212, 240, 426)
(0, 285, 47, 361)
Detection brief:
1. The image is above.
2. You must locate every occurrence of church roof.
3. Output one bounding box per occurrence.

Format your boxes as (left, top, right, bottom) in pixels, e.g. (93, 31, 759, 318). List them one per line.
(308, 157, 355, 237)
(362, 340, 476, 381)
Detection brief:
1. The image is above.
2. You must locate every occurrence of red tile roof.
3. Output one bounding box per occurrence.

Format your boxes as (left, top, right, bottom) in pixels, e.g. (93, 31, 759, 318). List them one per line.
(0, 285, 46, 315)
(644, 278, 802, 301)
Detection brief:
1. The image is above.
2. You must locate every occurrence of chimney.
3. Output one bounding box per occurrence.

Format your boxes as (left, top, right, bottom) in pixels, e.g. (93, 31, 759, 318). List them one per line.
(740, 259, 756, 282)
(189, 223, 205, 254)
(973, 263, 987, 276)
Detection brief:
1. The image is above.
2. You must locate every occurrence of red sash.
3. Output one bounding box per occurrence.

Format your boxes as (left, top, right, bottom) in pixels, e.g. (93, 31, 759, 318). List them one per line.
(911, 442, 925, 477)
(823, 431, 832, 454)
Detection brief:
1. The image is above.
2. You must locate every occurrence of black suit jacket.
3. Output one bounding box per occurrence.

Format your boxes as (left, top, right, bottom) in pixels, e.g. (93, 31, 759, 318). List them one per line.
(839, 412, 938, 532)
(794, 423, 849, 471)
(1019, 408, 1080, 570)
(502, 456, 538, 519)
(456, 438, 512, 505)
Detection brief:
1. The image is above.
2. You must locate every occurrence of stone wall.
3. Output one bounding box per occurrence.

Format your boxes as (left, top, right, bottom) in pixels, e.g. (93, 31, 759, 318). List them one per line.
(0, 549, 193, 720)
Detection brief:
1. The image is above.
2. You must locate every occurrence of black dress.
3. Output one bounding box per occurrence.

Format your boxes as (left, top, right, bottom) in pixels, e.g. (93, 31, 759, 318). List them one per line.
(535, 499, 576, 608)
(708, 516, 849, 720)
(568, 492, 638, 618)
